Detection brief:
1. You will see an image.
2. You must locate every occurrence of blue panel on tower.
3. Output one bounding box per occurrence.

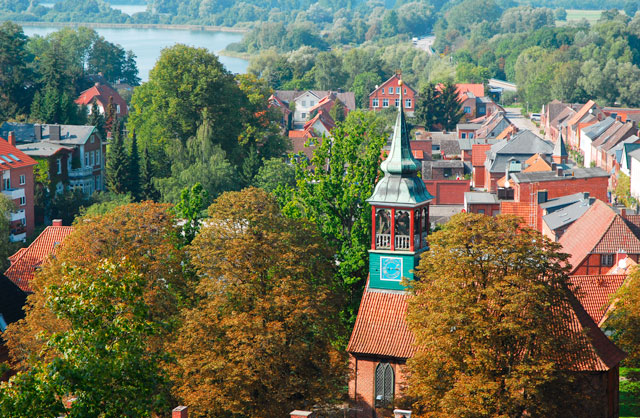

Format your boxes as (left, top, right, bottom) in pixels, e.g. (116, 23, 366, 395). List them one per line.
(369, 252, 418, 291)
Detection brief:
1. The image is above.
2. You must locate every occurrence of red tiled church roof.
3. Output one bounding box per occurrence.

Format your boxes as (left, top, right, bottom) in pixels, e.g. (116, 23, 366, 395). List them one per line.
(569, 274, 627, 326)
(5, 225, 74, 292)
(347, 289, 415, 359)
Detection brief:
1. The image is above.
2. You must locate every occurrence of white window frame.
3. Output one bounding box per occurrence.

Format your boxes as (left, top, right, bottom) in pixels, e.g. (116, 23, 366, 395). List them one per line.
(57, 158, 62, 174)
(19, 175, 25, 185)
(395, 99, 400, 107)
(90, 151, 95, 166)
(405, 99, 412, 108)
(396, 87, 400, 94)
(19, 196, 25, 206)
(388, 87, 393, 94)
(85, 153, 89, 166)
(96, 150, 101, 167)
(372, 98, 379, 108)
(382, 99, 389, 108)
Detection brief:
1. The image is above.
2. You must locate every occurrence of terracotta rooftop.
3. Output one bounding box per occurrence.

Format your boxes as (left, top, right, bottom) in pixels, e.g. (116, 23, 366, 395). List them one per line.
(471, 143, 492, 166)
(5, 224, 74, 292)
(347, 288, 415, 359)
(569, 274, 627, 326)
(566, 100, 597, 127)
(75, 83, 128, 116)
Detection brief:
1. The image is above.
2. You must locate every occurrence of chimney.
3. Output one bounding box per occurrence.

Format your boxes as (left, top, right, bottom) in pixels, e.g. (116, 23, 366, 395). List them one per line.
(616, 249, 627, 264)
(172, 406, 188, 418)
(52, 219, 63, 227)
(50, 125, 61, 141)
(290, 411, 313, 418)
(8, 131, 15, 147)
(394, 410, 412, 418)
(34, 124, 42, 141)
(556, 166, 563, 177)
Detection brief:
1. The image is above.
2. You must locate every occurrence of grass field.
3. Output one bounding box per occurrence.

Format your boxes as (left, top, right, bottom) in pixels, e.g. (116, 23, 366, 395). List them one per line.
(557, 9, 604, 26)
(620, 368, 640, 418)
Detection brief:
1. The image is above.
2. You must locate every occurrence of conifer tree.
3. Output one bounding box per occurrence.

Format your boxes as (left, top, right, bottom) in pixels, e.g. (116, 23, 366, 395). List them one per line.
(140, 145, 158, 201)
(106, 121, 129, 195)
(128, 130, 141, 201)
(88, 101, 106, 140)
(415, 82, 441, 130)
(104, 95, 116, 133)
(437, 81, 465, 130)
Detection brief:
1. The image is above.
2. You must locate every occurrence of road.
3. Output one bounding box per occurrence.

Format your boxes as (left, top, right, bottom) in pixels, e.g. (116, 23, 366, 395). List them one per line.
(504, 107, 538, 133)
(414, 36, 435, 55)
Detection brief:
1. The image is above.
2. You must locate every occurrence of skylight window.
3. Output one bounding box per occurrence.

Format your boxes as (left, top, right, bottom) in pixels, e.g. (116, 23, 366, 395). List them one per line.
(8, 154, 20, 162)
(0, 156, 12, 163)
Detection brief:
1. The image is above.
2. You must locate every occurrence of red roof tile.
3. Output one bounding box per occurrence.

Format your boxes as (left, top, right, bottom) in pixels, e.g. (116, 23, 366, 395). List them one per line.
(456, 83, 484, 100)
(569, 274, 627, 326)
(0, 137, 37, 169)
(471, 144, 492, 166)
(566, 100, 597, 127)
(559, 200, 618, 272)
(347, 288, 415, 359)
(75, 84, 128, 116)
(592, 215, 640, 253)
(564, 292, 626, 371)
(5, 225, 74, 292)
(8, 247, 26, 263)
(412, 150, 424, 160)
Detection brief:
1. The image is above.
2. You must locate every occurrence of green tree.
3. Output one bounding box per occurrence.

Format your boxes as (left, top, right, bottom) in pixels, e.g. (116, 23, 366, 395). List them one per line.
(352, 72, 382, 108)
(436, 81, 464, 130)
(87, 36, 126, 83)
(0, 22, 31, 120)
(171, 188, 346, 418)
(285, 110, 387, 328)
(139, 145, 158, 201)
(128, 130, 141, 201)
(106, 122, 130, 195)
(121, 49, 141, 86)
(88, 101, 106, 140)
(312, 51, 347, 90)
(329, 99, 347, 123)
(407, 214, 601, 417)
(173, 182, 208, 245)
(0, 260, 172, 417)
(79, 192, 133, 217)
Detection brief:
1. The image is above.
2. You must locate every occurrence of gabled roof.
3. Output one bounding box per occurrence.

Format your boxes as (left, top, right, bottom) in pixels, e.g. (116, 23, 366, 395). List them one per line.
(347, 288, 415, 359)
(553, 133, 568, 157)
(600, 123, 637, 152)
(274, 90, 356, 111)
(369, 74, 417, 97)
(543, 198, 594, 231)
(0, 137, 37, 170)
(475, 111, 513, 139)
(566, 100, 598, 127)
(570, 274, 627, 326)
(75, 83, 128, 115)
(455, 83, 484, 101)
(582, 117, 615, 140)
(523, 154, 552, 172)
(546, 100, 568, 125)
(5, 224, 74, 292)
(0, 122, 98, 146)
(485, 130, 553, 173)
(550, 106, 576, 129)
(559, 200, 627, 272)
(303, 110, 336, 132)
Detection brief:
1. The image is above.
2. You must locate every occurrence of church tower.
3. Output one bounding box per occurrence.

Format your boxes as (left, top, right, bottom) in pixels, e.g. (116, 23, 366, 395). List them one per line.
(367, 80, 434, 291)
(347, 81, 434, 417)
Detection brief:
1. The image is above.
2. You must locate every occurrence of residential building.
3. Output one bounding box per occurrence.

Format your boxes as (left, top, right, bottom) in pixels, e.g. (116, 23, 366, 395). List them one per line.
(368, 74, 417, 117)
(580, 117, 616, 167)
(464, 191, 500, 215)
(563, 100, 605, 149)
(273, 90, 356, 128)
(429, 160, 464, 180)
(483, 130, 554, 193)
(456, 84, 502, 120)
(456, 123, 481, 140)
(348, 89, 433, 417)
(501, 167, 609, 231)
(75, 82, 129, 118)
(541, 192, 594, 241)
(288, 110, 336, 161)
(0, 133, 37, 241)
(474, 111, 516, 140)
(558, 200, 640, 275)
(0, 123, 106, 196)
(4, 219, 73, 292)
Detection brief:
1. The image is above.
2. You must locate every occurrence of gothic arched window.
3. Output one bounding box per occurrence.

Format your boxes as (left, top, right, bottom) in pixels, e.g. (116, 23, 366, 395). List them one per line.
(375, 362, 394, 406)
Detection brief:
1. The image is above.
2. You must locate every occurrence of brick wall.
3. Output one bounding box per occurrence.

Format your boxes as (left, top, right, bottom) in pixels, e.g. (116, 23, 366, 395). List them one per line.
(424, 180, 470, 205)
(349, 355, 408, 418)
(515, 176, 609, 205)
(468, 203, 500, 216)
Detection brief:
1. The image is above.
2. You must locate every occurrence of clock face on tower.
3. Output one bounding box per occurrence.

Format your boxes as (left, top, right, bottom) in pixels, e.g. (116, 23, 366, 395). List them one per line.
(380, 256, 402, 281)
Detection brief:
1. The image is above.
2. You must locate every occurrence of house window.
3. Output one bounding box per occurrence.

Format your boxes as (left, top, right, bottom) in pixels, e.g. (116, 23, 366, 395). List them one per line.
(443, 168, 452, 177)
(464, 106, 472, 114)
(19, 175, 25, 185)
(404, 88, 407, 94)
(405, 99, 412, 108)
(461, 133, 467, 139)
(91, 136, 95, 144)
(478, 105, 486, 115)
(57, 158, 62, 174)
(388, 87, 393, 94)
(3, 178, 9, 190)
(381, 89, 384, 95)
(85, 153, 89, 166)
(396, 87, 400, 94)
(301, 112, 306, 119)
(19, 196, 25, 206)
(375, 363, 394, 406)
(372, 98, 379, 108)
(469, 133, 474, 139)
(310, 101, 315, 106)
(383, 99, 389, 108)
(395, 99, 400, 107)
(302, 101, 307, 107)
(601, 254, 614, 266)
(116, 104, 121, 114)
(96, 150, 101, 167)
(90, 151, 95, 166)
(478, 209, 485, 214)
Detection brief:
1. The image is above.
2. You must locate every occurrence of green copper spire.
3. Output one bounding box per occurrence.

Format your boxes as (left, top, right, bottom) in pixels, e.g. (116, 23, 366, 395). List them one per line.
(367, 79, 434, 206)
(380, 82, 421, 176)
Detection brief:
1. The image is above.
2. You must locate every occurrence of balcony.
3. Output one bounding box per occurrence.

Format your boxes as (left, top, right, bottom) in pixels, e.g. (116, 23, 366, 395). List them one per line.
(10, 224, 26, 242)
(2, 188, 24, 200)
(69, 166, 94, 179)
(10, 209, 25, 223)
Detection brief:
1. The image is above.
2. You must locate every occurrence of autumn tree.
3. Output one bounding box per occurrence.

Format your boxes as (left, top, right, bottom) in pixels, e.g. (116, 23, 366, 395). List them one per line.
(407, 214, 597, 417)
(171, 188, 346, 418)
(5, 203, 189, 368)
(0, 261, 171, 417)
(284, 110, 387, 328)
(606, 267, 640, 365)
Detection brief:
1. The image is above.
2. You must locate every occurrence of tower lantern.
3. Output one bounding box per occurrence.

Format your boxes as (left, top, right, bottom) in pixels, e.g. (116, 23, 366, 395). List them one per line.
(367, 78, 434, 291)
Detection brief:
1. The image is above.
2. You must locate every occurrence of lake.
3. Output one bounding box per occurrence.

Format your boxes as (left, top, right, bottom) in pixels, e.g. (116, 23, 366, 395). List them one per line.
(22, 25, 249, 80)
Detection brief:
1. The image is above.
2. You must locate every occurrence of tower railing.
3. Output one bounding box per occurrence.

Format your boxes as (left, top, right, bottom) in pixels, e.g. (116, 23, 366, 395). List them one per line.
(395, 235, 410, 250)
(376, 234, 391, 249)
